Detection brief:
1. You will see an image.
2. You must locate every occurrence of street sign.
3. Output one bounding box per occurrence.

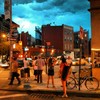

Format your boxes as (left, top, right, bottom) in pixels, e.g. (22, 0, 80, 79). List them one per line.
(7, 37, 16, 41)
(10, 38, 16, 41)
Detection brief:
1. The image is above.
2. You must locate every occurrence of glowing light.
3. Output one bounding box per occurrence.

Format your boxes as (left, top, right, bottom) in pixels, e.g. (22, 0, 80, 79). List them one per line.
(91, 48, 100, 51)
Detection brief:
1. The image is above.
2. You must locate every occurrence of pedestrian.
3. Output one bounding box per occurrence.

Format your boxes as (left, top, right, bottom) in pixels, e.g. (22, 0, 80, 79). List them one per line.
(59, 55, 65, 86)
(32, 56, 38, 81)
(93, 58, 97, 67)
(9, 57, 21, 85)
(36, 55, 45, 83)
(47, 57, 56, 88)
(23, 58, 29, 82)
(60, 55, 72, 98)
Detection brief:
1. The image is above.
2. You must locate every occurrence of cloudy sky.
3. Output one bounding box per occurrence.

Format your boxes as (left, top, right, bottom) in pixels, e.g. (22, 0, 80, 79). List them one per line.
(0, 0, 91, 38)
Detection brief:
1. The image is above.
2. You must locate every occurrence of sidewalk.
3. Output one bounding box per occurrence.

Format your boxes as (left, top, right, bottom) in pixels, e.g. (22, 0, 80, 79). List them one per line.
(0, 67, 100, 98)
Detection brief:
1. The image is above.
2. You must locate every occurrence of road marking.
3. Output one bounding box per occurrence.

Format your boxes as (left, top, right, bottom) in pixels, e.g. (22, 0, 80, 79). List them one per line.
(0, 94, 28, 99)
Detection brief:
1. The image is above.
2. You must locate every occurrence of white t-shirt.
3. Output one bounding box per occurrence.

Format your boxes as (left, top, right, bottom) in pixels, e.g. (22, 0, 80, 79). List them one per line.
(32, 60, 38, 70)
(24, 60, 28, 68)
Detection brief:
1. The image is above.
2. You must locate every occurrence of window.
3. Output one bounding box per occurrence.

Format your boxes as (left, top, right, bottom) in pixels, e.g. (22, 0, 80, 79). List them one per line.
(64, 36, 67, 41)
(70, 45, 72, 49)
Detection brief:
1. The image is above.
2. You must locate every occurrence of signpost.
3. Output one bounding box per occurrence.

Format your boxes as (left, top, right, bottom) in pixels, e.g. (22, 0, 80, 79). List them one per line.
(5, 0, 13, 79)
(78, 26, 84, 90)
(45, 42, 51, 73)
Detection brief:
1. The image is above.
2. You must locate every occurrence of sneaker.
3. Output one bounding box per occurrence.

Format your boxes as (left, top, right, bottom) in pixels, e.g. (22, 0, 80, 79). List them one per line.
(62, 94, 68, 98)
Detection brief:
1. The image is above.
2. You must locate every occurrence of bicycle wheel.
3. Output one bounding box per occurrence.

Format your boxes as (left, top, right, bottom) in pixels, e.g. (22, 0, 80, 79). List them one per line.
(67, 77, 76, 90)
(85, 77, 99, 91)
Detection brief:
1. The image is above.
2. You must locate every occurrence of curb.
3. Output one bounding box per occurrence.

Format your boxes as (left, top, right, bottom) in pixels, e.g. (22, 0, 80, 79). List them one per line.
(0, 88, 100, 98)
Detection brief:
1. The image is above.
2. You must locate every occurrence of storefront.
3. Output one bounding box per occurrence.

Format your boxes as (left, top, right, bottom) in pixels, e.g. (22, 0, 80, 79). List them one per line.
(91, 49, 100, 80)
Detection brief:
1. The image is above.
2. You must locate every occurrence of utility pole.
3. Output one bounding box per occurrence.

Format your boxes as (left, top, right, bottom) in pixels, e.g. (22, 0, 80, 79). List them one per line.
(4, 0, 13, 78)
(78, 26, 84, 90)
(9, 0, 12, 79)
(79, 41, 82, 90)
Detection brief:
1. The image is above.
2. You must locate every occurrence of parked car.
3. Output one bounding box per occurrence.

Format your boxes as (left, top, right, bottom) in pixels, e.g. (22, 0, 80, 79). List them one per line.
(0, 62, 9, 68)
(55, 58, 61, 65)
(72, 59, 79, 66)
(72, 59, 89, 66)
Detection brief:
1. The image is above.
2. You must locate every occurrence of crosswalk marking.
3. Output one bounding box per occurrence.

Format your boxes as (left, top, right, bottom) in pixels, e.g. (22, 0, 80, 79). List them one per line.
(0, 94, 28, 99)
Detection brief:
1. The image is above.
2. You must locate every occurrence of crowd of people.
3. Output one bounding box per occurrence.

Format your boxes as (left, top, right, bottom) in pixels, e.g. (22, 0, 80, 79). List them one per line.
(8, 55, 72, 98)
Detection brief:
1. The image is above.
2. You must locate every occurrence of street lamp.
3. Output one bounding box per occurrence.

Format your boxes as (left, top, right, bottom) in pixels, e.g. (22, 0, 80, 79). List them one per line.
(78, 26, 84, 91)
(24, 46, 29, 58)
(41, 48, 45, 52)
(45, 42, 51, 73)
(0, 33, 7, 62)
(50, 49, 54, 56)
(2, 34, 6, 38)
(9, 0, 13, 79)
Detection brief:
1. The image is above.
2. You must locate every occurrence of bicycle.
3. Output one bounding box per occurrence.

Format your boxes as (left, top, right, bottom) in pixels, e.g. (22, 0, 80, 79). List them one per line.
(67, 68, 99, 91)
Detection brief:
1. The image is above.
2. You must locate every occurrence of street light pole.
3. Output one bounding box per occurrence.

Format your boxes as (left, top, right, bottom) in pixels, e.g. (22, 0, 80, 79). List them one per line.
(78, 26, 84, 90)
(9, 0, 12, 79)
(45, 41, 51, 74)
(79, 39, 82, 90)
(45, 42, 48, 74)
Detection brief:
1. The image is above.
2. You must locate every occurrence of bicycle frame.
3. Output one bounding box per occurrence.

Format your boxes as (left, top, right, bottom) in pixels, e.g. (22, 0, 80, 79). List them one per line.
(67, 68, 99, 91)
(72, 72, 90, 86)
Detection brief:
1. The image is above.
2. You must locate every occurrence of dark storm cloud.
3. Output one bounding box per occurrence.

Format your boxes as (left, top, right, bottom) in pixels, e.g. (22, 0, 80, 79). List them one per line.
(51, 0, 67, 6)
(12, 0, 47, 4)
(12, 0, 33, 5)
(35, 0, 47, 3)
(30, 0, 89, 16)
(0, 0, 4, 14)
(51, 0, 89, 13)
(0, 0, 3, 5)
(0, 0, 91, 37)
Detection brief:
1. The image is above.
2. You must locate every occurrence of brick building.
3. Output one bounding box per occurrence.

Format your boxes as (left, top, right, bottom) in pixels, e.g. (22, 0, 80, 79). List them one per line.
(74, 30, 89, 58)
(42, 24, 74, 56)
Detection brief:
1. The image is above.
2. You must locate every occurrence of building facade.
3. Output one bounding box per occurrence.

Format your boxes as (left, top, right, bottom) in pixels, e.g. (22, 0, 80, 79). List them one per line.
(42, 24, 74, 56)
(0, 14, 19, 60)
(88, 0, 100, 62)
(20, 31, 34, 48)
(35, 26, 42, 45)
(74, 30, 89, 58)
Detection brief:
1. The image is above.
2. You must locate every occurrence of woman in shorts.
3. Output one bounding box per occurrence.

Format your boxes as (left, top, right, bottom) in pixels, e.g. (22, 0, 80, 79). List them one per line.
(47, 57, 56, 88)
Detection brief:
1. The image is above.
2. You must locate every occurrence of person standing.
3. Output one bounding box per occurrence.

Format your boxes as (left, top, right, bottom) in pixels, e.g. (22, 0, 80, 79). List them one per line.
(32, 56, 38, 80)
(23, 58, 29, 82)
(60, 55, 72, 98)
(9, 57, 21, 85)
(47, 57, 56, 88)
(36, 55, 45, 83)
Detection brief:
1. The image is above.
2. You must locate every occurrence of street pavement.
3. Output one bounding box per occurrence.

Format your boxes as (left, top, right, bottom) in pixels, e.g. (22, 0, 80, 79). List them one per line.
(0, 66, 100, 98)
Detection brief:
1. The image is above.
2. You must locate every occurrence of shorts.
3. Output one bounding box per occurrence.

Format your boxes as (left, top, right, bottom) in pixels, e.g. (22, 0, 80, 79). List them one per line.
(24, 68, 29, 73)
(48, 69, 54, 76)
(34, 70, 38, 75)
